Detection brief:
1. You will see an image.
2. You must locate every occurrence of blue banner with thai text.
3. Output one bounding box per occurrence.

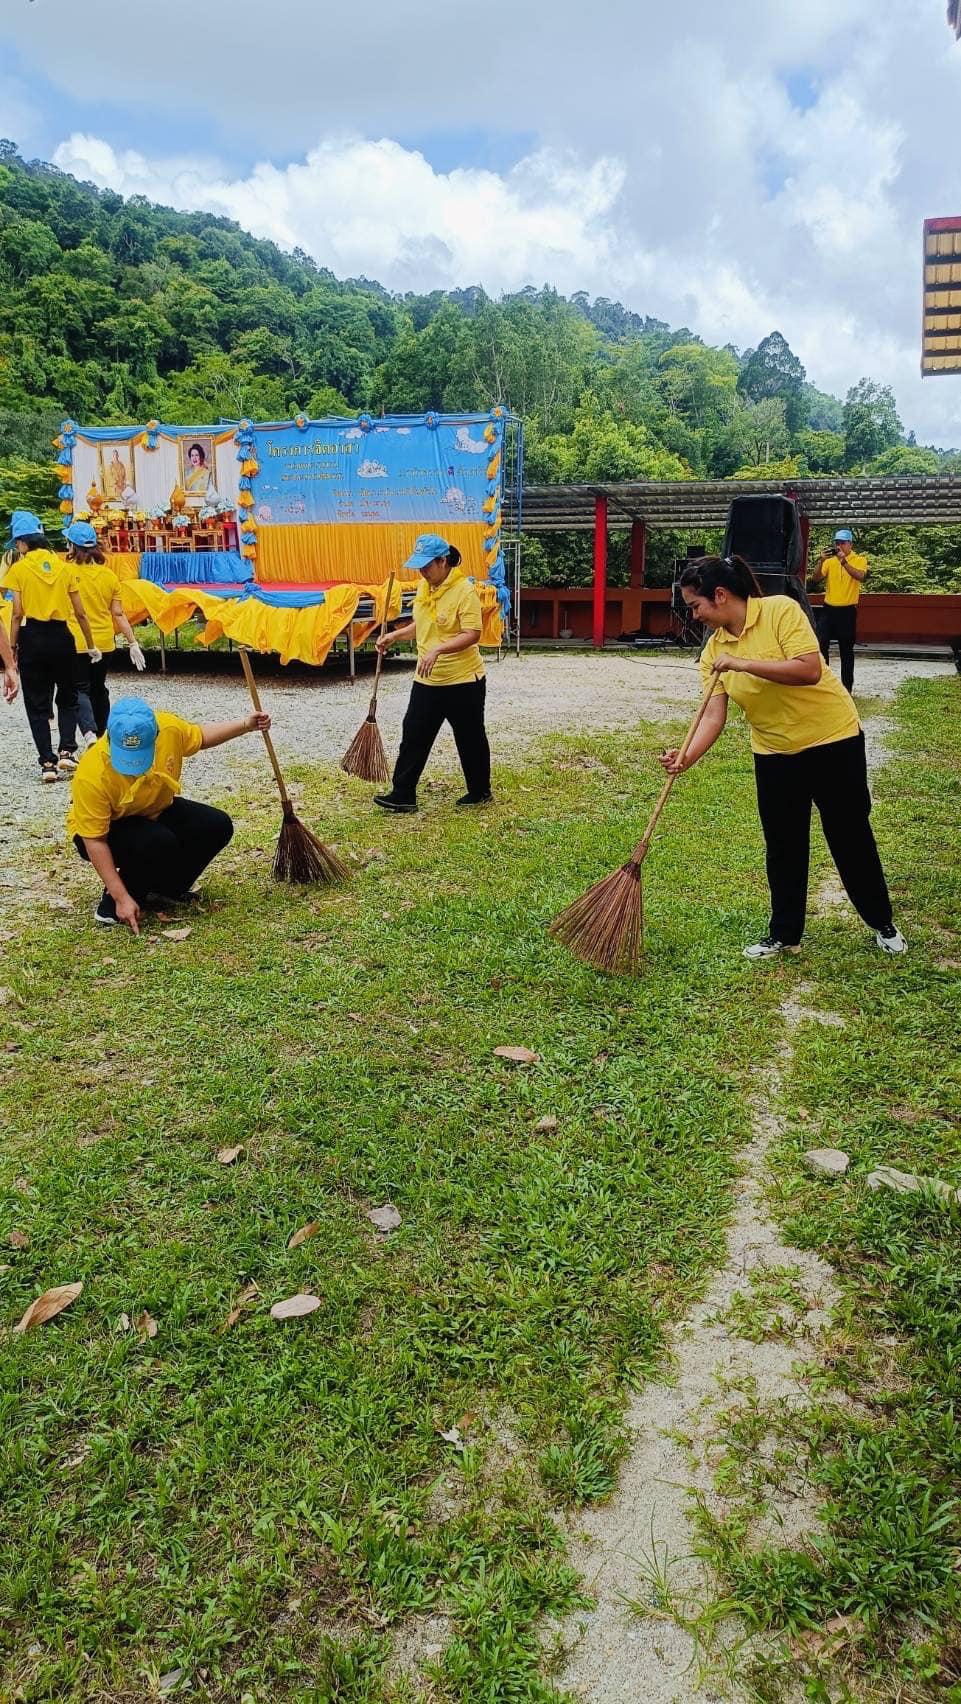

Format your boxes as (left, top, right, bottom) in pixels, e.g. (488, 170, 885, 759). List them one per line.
(249, 412, 505, 527)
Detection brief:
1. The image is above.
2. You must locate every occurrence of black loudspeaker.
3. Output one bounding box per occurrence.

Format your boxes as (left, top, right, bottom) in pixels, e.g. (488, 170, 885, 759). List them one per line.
(723, 496, 803, 577)
(722, 494, 814, 619)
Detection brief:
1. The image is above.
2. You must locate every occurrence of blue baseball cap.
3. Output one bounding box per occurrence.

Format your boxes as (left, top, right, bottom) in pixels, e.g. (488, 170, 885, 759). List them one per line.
(107, 697, 159, 777)
(405, 532, 451, 570)
(7, 510, 43, 543)
(64, 520, 97, 548)
(834, 528, 853, 543)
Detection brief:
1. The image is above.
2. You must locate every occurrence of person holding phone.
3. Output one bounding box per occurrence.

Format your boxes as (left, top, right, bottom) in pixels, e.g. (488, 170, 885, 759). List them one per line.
(811, 527, 868, 692)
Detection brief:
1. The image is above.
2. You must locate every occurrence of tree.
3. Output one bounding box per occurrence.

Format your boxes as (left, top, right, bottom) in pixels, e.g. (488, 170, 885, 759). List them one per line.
(866, 444, 941, 477)
(737, 331, 807, 432)
(842, 379, 902, 468)
(731, 397, 788, 467)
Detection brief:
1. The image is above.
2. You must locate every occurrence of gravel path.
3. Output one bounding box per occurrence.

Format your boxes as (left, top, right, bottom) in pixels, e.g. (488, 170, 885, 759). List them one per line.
(0, 651, 953, 875)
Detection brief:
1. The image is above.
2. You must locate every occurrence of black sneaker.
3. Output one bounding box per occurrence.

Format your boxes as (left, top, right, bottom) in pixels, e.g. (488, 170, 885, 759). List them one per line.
(373, 794, 418, 813)
(743, 936, 802, 961)
(145, 889, 200, 908)
(94, 892, 118, 927)
(57, 750, 78, 774)
(455, 792, 494, 807)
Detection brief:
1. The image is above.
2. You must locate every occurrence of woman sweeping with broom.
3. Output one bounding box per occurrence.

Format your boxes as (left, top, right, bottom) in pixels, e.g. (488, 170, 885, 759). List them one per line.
(372, 535, 492, 814)
(660, 556, 906, 960)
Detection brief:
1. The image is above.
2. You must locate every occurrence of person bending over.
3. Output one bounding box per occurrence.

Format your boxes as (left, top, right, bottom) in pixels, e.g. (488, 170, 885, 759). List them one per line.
(659, 555, 905, 961)
(68, 695, 269, 932)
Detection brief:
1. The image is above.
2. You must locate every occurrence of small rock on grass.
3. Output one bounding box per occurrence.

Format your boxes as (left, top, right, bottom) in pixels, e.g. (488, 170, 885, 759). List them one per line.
(803, 1148, 850, 1178)
(868, 1165, 961, 1204)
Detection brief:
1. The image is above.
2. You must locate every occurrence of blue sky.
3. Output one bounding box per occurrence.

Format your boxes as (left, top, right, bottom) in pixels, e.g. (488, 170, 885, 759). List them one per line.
(3, 0, 961, 444)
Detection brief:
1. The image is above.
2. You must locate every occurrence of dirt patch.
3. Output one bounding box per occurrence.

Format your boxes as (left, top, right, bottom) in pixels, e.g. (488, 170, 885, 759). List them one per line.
(550, 987, 843, 1701)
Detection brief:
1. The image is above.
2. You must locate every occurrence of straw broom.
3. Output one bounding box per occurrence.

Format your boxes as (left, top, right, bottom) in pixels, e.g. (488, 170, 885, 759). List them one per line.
(341, 571, 395, 783)
(549, 675, 720, 974)
(238, 648, 349, 885)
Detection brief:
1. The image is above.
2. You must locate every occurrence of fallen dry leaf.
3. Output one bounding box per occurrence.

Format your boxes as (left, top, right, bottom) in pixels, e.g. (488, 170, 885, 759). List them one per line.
(288, 1221, 320, 1250)
(534, 1115, 558, 1133)
(221, 1280, 259, 1331)
(438, 1425, 467, 1452)
(135, 1310, 159, 1340)
(8, 1229, 29, 1250)
(116, 1312, 131, 1333)
(161, 927, 192, 943)
(158, 1670, 184, 1696)
(216, 1145, 243, 1166)
(13, 1281, 83, 1333)
(367, 1203, 402, 1234)
(493, 1045, 539, 1064)
(270, 1293, 322, 1322)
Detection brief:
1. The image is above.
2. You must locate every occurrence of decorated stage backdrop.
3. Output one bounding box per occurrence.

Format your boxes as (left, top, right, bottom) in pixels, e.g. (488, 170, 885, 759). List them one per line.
(49, 409, 514, 665)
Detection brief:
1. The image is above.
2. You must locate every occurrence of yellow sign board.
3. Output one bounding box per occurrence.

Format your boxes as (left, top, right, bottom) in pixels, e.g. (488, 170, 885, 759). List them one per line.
(923, 217, 961, 375)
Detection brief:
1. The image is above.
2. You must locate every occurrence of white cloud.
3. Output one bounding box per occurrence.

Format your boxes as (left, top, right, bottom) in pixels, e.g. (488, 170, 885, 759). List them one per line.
(3, 0, 957, 444)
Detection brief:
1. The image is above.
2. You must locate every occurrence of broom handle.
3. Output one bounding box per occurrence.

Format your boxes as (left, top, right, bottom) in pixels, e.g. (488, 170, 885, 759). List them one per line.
(367, 571, 395, 717)
(238, 647, 291, 807)
(630, 673, 721, 861)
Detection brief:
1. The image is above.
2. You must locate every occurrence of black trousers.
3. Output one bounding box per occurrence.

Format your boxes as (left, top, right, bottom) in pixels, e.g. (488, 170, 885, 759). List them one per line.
(74, 797, 233, 905)
(18, 621, 79, 765)
(817, 604, 857, 693)
(392, 677, 491, 803)
(753, 732, 893, 946)
(74, 652, 111, 737)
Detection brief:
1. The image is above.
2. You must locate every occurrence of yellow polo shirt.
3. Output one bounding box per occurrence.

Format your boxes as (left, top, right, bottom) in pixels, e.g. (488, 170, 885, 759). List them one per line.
(67, 713, 204, 840)
(700, 596, 860, 757)
(412, 571, 485, 686)
(2, 549, 80, 623)
(67, 562, 122, 653)
(820, 551, 868, 608)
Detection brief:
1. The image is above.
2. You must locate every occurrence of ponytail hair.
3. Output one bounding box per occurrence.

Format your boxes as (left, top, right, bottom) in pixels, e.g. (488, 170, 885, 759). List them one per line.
(679, 554, 761, 603)
(446, 545, 462, 569)
(67, 544, 107, 566)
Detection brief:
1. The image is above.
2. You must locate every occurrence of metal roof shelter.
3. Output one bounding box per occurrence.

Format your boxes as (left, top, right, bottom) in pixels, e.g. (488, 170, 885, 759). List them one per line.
(515, 474, 961, 531)
(508, 475, 961, 647)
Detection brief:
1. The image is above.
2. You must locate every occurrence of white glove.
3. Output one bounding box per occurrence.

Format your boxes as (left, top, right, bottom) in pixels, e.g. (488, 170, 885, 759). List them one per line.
(129, 642, 147, 672)
(88, 648, 103, 664)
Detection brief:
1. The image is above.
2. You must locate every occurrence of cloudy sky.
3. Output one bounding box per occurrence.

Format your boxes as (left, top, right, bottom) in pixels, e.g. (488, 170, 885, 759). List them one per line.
(3, 0, 961, 443)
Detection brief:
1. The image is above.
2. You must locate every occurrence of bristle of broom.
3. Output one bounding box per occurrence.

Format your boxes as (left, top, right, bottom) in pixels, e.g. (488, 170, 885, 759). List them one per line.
(549, 859, 644, 975)
(340, 713, 389, 784)
(273, 801, 349, 885)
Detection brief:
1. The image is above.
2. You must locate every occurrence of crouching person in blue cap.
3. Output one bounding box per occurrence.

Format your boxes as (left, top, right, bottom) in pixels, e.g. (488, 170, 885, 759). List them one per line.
(373, 534, 492, 813)
(67, 696, 270, 931)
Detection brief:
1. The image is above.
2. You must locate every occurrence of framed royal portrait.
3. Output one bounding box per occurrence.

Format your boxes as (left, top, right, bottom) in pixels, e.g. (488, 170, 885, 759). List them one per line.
(98, 442, 135, 503)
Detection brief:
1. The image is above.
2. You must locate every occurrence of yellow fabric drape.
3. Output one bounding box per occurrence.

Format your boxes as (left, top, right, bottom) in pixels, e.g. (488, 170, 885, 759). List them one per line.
(255, 522, 489, 585)
(109, 553, 144, 582)
(117, 575, 503, 660)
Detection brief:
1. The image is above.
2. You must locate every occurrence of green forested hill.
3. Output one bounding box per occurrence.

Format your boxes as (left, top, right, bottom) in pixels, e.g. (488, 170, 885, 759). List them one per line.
(2, 139, 960, 589)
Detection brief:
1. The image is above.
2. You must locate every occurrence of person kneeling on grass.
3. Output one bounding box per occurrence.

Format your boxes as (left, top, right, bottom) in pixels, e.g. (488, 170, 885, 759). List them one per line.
(659, 555, 906, 961)
(67, 695, 270, 932)
(373, 534, 492, 813)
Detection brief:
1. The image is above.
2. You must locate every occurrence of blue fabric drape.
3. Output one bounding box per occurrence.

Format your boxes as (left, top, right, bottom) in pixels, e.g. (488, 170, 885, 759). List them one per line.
(139, 551, 253, 586)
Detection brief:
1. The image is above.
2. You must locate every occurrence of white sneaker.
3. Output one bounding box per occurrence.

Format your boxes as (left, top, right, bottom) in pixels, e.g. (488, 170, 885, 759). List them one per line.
(876, 925, 908, 955)
(743, 936, 802, 960)
(80, 730, 98, 751)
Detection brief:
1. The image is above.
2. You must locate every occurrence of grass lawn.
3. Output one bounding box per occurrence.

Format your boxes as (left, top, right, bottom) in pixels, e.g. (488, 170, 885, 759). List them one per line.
(1, 678, 957, 1702)
(696, 676, 961, 1701)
